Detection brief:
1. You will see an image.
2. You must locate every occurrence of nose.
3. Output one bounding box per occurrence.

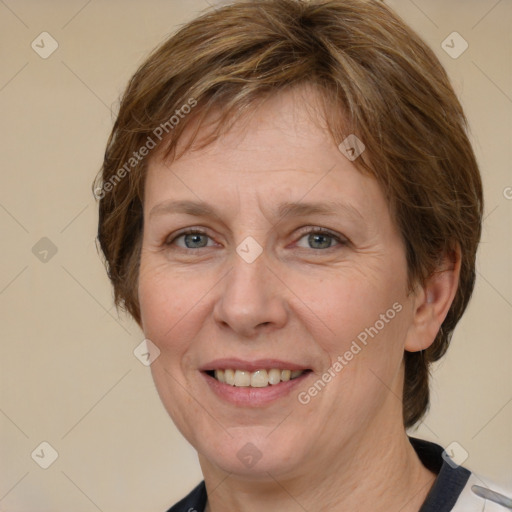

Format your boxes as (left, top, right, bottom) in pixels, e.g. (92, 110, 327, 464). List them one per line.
(213, 247, 289, 339)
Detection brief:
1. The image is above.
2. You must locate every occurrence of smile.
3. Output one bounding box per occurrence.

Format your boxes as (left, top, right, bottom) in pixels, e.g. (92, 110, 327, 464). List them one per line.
(201, 359, 313, 406)
(209, 368, 307, 387)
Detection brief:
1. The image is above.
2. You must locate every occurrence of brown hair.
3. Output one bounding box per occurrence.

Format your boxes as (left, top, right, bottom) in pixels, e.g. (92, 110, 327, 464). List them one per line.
(95, 0, 483, 428)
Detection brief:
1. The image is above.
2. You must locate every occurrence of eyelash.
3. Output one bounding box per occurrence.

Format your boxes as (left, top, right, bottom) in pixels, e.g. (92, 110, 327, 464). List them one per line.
(165, 227, 348, 251)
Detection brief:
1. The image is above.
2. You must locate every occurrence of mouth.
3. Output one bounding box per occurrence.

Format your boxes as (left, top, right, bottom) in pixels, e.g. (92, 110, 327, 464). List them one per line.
(200, 359, 313, 406)
(205, 368, 311, 388)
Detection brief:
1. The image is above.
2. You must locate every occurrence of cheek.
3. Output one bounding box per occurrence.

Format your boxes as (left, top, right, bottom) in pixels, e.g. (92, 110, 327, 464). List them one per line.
(138, 258, 203, 356)
(138, 264, 173, 339)
(289, 263, 408, 359)
(137, 260, 207, 428)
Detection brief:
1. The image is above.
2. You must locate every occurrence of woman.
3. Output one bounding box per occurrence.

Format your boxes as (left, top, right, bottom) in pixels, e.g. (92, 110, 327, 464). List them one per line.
(95, 0, 511, 510)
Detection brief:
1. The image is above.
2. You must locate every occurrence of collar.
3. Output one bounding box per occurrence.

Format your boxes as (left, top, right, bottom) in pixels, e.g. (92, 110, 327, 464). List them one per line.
(166, 437, 511, 511)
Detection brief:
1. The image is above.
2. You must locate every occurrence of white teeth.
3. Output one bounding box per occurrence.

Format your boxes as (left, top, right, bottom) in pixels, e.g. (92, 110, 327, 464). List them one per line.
(212, 368, 305, 387)
(268, 368, 281, 385)
(281, 370, 291, 382)
(224, 369, 235, 385)
(251, 370, 268, 387)
(234, 370, 251, 387)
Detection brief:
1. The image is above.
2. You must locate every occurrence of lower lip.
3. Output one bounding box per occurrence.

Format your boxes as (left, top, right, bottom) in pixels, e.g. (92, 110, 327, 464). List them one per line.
(202, 372, 310, 407)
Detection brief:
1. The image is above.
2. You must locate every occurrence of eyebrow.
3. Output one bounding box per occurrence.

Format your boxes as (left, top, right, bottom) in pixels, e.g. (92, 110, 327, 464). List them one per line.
(149, 199, 364, 223)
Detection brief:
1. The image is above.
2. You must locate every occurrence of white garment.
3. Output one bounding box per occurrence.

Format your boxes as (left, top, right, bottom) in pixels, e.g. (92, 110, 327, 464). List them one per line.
(452, 473, 512, 511)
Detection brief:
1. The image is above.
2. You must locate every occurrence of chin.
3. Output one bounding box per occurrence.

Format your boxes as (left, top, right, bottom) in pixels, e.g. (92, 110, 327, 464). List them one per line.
(198, 431, 302, 478)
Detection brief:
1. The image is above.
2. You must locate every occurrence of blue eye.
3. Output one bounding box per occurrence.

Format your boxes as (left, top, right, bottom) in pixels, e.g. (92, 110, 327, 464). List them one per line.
(295, 229, 345, 250)
(170, 230, 213, 249)
(166, 227, 347, 251)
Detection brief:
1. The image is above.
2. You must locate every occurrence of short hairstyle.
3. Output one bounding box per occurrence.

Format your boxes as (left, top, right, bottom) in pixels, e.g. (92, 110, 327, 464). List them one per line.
(95, 0, 483, 428)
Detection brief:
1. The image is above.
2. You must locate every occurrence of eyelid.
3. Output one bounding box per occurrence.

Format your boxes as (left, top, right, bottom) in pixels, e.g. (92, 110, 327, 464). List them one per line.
(164, 225, 349, 250)
(165, 227, 212, 246)
(293, 226, 349, 249)
(295, 226, 348, 241)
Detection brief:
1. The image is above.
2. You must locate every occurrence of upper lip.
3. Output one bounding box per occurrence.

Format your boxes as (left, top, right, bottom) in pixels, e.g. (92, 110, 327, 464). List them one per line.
(200, 358, 311, 372)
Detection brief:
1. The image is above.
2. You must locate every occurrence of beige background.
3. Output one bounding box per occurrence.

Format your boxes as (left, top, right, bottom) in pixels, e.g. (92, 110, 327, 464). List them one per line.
(0, 0, 510, 510)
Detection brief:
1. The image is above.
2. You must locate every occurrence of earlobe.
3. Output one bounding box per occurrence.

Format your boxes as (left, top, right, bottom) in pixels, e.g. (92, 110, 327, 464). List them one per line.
(404, 247, 461, 353)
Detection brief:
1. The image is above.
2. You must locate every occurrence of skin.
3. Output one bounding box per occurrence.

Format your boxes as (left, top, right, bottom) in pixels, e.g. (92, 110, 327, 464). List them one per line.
(138, 85, 460, 512)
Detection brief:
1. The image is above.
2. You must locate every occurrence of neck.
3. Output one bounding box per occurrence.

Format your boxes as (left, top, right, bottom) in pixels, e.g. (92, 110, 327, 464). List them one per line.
(200, 424, 436, 512)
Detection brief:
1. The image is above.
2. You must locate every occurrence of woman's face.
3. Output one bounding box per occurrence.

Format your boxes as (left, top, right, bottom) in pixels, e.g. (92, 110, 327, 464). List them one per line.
(139, 86, 418, 478)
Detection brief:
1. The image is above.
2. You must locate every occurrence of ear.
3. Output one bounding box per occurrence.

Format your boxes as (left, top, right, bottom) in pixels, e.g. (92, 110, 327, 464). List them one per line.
(404, 246, 461, 353)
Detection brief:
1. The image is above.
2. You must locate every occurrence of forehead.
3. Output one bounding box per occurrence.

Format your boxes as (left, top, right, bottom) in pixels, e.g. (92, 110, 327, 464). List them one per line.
(144, 85, 386, 225)
(151, 84, 343, 173)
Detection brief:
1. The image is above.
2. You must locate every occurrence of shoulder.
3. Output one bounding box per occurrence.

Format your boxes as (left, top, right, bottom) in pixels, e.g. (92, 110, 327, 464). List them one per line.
(409, 437, 512, 511)
(164, 481, 207, 512)
(451, 473, 512, 511)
